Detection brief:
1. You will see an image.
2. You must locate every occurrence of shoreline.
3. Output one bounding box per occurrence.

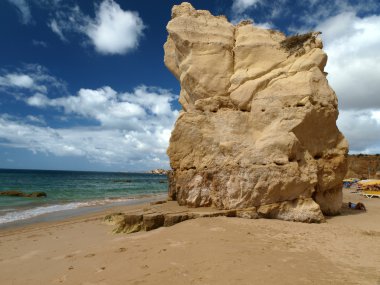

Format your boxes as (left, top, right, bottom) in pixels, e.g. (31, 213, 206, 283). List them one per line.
(0, 194, 166, 231)
(0, 191, 379, 285)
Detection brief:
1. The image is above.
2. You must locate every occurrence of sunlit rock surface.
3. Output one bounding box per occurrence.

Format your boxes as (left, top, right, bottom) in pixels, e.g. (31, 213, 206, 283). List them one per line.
(164, 2, 348, 222)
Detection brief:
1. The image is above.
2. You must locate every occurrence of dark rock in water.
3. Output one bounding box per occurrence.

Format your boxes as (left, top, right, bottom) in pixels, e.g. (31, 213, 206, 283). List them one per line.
(28, 192, 47, 197)
(0, 190, 47, 198)
(0, 190, 24, 197)
(159, 180, 167, 184)
(113, 180, 132, 183)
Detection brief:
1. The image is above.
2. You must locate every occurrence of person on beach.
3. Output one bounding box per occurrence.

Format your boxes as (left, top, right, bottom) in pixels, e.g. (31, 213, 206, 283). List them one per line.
(348, 202, 366, 211)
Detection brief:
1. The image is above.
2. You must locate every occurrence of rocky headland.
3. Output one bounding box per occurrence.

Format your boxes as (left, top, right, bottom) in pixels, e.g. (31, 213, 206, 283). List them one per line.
(147, 169, 169, 175)
(346, 154, 380, 179)
(164, 3, 348, 223)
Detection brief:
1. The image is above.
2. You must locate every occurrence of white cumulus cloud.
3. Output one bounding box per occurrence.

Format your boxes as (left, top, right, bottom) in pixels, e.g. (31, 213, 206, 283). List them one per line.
(338, 110, 380, 154)
(0, 83, 180, 169)
(318, 12, 380, 110)
(85, 0, 145, 54)
(230, 0, 380, 31)
(26, 85, 177, 129)
(26, 92, 49, 107)
(0, 65, 67, 97)
(0, 97, 177, 169)
(47, 0, 145, 55)
(0, 74, 34, 88)
(313, 12, 380, 153)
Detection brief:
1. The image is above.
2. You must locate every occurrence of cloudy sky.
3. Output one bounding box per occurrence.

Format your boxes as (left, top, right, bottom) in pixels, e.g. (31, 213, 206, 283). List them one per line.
(0, 0, 379, 171)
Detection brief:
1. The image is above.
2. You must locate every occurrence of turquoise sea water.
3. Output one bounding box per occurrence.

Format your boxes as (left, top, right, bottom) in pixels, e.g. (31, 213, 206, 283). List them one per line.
(0, 169, 168, 226)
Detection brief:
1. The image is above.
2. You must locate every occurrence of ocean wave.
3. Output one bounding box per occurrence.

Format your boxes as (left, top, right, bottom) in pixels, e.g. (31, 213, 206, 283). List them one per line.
(0, 208, 17, 212)
(0, 201, 103, 224)
(104, 193, 161, 202)
(0, 194, 165, 225)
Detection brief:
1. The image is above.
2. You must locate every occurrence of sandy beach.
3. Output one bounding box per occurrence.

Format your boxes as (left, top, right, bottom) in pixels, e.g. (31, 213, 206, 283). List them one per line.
(0, 190, 379, 285)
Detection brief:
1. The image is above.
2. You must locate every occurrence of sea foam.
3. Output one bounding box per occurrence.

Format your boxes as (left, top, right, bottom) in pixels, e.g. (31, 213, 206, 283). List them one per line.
(0, 194, 166, 225)
(0, 201, 105, 224)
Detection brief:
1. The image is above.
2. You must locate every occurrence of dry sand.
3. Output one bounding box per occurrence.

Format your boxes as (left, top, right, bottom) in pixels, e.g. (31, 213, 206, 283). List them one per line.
(0, 191, 379, 285)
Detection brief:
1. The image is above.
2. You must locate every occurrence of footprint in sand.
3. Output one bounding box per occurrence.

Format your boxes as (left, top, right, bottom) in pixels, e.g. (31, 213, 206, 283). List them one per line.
(54, 274, 67, 283)
(362, 230, 380, 237)
(54, 250, 81, 260)
(96, 266, 106, 273)
(116, 247, 127, 253)
(84, 253, 96, 258)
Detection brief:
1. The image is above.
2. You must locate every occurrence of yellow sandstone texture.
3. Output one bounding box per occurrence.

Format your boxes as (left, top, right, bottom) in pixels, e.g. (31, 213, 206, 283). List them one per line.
(164, 3, 348, 222)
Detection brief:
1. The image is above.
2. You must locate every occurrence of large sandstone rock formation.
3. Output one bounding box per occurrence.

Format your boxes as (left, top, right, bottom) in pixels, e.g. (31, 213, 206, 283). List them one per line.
(164, 2, 348, 222)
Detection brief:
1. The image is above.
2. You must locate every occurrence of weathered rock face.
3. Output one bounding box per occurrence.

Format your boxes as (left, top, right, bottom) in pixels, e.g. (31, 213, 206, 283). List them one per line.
(164, 2, 348, 222)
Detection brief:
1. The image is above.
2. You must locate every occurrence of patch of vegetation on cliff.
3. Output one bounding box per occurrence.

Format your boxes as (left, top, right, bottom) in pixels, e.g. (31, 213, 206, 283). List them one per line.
(280, 32, 314, 54)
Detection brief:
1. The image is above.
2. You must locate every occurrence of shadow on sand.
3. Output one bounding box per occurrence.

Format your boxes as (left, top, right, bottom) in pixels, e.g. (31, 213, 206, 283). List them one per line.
(326, 202, 368, 218)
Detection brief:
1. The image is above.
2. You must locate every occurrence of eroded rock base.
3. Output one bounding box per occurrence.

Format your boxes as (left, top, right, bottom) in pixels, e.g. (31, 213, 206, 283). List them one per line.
(104, 199, 325, 234)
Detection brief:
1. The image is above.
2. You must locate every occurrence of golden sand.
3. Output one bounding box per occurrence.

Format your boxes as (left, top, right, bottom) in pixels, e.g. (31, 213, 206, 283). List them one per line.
(0, 191, 379, 285)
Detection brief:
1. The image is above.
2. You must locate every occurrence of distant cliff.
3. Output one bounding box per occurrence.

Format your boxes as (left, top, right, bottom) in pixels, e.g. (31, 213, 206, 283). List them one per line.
(147, 169, 169, 175)
(346, 155, 380, 179)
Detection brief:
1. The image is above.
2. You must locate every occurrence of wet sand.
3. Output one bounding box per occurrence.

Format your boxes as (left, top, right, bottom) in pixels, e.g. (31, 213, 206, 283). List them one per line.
(0, 191, 379, 285)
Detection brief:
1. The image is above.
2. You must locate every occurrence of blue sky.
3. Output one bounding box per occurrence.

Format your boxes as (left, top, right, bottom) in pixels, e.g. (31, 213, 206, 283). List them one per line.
(0, 0, 379, 171)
